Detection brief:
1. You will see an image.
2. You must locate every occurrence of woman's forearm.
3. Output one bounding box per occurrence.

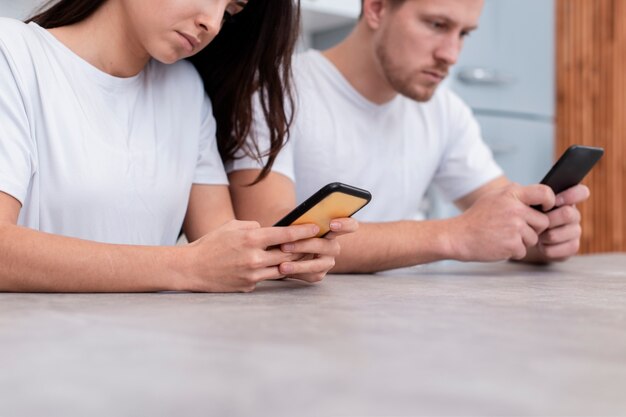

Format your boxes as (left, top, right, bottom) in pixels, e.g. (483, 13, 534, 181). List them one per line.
(0, 224, 188, 292)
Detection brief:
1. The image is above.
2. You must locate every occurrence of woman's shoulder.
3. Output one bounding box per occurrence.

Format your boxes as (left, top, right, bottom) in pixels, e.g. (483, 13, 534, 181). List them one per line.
(0, 19, 48, 75)
(0, 17, 30, 33)
(0, 18, 38, 48)
(0, 19, 44, 86)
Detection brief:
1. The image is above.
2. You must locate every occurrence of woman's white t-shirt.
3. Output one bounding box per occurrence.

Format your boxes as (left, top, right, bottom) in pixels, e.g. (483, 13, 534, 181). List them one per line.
(0, 18, 227, 245)
(228, 50, 502, 222)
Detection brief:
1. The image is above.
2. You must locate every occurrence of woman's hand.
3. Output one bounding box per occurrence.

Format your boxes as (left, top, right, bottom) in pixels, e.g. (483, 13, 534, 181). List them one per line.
(277, 217, 359, 283)
(183, 220, 320, 292)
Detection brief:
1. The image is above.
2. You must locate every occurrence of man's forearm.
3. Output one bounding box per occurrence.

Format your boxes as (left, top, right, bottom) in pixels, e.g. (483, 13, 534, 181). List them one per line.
(332, 219, 456, 273)
(0, 224, 188, 292)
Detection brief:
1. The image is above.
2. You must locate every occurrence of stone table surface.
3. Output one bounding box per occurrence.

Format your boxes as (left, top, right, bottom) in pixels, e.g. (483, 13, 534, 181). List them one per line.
(1, 253, 626, 416)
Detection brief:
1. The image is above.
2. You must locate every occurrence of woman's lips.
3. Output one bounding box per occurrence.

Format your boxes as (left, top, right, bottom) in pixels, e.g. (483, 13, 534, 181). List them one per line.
(176, 31, 199, 53)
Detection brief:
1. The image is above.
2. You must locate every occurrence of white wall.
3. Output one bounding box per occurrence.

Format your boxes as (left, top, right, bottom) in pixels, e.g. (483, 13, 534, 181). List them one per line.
(0, 0, 46, 19)
(300, 1, 358, 50)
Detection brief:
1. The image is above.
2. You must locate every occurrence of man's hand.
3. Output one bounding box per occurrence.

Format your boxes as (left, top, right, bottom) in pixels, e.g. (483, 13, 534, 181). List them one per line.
(448, 183, 554, 262)
(533, 184, 590, 262)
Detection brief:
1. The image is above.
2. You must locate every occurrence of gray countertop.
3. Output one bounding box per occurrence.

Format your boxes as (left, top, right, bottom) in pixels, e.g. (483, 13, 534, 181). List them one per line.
(2, 254, 626, 417)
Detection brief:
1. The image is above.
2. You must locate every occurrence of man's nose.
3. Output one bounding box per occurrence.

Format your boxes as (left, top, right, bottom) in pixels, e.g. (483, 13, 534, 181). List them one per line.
(434, 35, 462, 66)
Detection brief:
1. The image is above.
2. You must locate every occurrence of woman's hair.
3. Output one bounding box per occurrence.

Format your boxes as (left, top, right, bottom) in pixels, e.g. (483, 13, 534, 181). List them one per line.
(28, 0, 301, 184)
(189, 0, 300, 183)
(27, 0, 105, 27)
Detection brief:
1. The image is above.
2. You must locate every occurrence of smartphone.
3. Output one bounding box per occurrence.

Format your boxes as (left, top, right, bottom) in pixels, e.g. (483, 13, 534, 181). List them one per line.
(532, 145, 604, 211)
(273, 182, 372, 238)
(539, 145, 604, 194)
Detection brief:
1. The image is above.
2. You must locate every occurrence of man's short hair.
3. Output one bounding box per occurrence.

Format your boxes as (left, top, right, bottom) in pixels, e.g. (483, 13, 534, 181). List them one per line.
(360, 0, 406, 19)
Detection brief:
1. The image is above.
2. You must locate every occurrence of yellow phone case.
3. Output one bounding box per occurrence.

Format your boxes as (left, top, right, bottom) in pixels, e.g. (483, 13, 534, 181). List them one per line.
(274, 183, 372, 238)
(289, 192, 369, 237)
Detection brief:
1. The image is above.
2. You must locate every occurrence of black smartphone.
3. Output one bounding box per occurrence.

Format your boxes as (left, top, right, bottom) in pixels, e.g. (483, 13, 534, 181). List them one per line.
(539, 145, 604, 194)
(532, 145, 604, 211)
(273, 182, 372, 238)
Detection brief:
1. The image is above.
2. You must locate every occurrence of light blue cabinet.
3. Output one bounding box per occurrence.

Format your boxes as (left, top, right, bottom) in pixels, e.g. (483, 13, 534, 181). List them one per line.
(477, 114, 554, 186)
(449, 0, 555, 118)
(429, 0, 555, 219)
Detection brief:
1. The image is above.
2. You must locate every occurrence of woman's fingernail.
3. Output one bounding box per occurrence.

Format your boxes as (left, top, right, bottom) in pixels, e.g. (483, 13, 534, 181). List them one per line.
(281, 263, 294, 274)
(555, 196, 565, 206)
(330, 221, 342, 230)
(282, 243, 295, 252)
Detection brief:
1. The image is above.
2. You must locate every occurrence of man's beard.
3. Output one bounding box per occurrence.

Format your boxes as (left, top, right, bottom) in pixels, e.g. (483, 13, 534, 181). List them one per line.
(375, 43, 439, 102)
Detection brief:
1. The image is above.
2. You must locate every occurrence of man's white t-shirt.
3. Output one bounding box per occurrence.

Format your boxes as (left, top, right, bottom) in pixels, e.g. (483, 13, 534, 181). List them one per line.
(0, 18, 227, 245)
(228, 50, 502, 222)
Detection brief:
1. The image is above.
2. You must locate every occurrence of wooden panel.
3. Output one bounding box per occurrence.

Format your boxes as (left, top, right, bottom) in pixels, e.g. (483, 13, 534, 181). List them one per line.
(556, 0, 626, 253)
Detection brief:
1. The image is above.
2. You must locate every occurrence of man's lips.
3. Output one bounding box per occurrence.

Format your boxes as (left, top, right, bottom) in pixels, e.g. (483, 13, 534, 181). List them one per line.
(423, 70, 447, 81)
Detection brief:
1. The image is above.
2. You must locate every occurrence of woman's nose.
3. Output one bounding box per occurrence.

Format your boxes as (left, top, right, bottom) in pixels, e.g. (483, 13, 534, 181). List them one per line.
(195, 6, 225, 40)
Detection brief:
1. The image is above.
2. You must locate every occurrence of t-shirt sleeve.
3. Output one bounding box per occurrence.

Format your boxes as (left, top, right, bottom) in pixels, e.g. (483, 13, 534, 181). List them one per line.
(193, 94, 229, 185)
(431, 91, 503, 202)
(0, 40, 35, 205)
(224, 92, 296, 182)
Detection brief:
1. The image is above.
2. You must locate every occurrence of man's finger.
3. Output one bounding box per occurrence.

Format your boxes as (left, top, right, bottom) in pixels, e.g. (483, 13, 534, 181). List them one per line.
(517, 184, 556, 211)
(547, 205, 581, 229)
(520, 206, 550, 234)
(538, 239, 580, 260)
(555, 184, 590, 207)
(540, 223, 582, 245)
(520, 224, 540, 248)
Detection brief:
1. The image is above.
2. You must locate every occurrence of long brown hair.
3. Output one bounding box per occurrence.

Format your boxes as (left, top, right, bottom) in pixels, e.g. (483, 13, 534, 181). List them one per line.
(28, 0, 300, 183)
(190, 1, 300, 183)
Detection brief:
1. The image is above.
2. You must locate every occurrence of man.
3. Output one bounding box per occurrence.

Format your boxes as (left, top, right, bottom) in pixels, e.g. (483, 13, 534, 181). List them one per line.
(227, 0, 589, 273)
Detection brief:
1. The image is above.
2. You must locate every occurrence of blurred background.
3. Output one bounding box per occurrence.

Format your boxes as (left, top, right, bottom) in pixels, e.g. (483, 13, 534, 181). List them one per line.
(1, 0, 623, 254)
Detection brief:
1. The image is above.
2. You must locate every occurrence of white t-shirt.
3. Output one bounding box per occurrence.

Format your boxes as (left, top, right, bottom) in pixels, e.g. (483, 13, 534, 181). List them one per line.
(228, 50, 502, 222)
(0, 18, 228, 245)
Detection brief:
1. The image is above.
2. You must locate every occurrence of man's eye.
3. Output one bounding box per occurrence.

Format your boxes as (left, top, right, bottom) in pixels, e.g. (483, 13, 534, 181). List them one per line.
(431, 21, 446, 30)
(222, 11, 233, 24)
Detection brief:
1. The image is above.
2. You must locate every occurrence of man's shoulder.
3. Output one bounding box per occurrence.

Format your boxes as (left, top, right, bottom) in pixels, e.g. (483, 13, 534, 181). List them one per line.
(293, 49, 321, 69)
(291, 49, 328, 86)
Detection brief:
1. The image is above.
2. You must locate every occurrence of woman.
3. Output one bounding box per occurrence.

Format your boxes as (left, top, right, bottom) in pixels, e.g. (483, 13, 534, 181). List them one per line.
(0, 0, 356, 292)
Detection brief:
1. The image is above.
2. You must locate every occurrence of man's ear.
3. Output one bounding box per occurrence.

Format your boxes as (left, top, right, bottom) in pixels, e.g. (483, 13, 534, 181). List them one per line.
(362, 0, 386, 30)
